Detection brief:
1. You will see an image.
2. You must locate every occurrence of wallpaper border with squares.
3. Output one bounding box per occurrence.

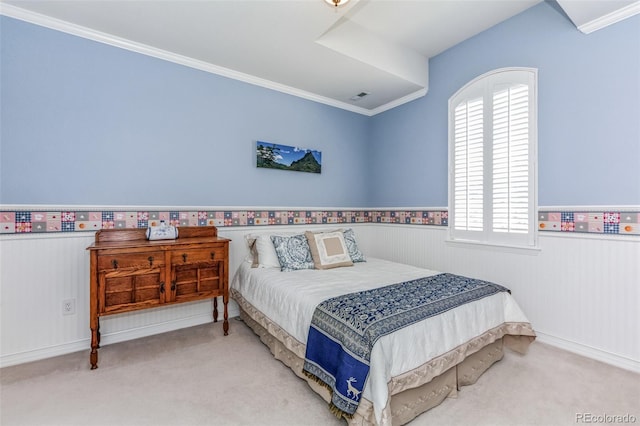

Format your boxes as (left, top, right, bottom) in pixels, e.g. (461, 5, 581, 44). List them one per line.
(1, 208, 638, 236)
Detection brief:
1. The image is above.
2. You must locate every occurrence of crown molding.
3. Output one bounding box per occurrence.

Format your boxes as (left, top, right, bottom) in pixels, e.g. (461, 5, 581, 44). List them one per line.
(577, 1, 640, 34)
(0, 3, 398, 116)
(368, 88, 428, 115)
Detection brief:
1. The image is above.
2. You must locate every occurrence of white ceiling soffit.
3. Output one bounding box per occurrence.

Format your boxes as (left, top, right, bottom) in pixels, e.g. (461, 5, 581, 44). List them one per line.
(1, 1, 637, 116)
(556, 0, 640, 34)
(317, 16, 429, 87)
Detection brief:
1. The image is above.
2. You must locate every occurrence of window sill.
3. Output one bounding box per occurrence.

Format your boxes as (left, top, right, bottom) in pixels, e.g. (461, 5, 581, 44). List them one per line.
(445, 238, 541, 255)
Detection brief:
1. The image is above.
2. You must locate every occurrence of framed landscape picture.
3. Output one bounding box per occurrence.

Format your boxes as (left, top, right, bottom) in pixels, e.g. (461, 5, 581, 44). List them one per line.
(256, 141, 322, 174)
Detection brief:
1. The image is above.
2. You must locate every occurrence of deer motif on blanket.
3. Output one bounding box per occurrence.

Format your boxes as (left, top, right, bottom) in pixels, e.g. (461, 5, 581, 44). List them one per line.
(346, 377, 361, 401)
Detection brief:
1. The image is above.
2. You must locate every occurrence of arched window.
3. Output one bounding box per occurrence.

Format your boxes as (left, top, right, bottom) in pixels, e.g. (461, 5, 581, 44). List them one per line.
(448, 68, 538, 248)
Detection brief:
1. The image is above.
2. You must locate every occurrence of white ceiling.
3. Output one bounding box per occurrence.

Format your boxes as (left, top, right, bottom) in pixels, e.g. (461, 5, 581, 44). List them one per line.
(2, 0, 639, 115)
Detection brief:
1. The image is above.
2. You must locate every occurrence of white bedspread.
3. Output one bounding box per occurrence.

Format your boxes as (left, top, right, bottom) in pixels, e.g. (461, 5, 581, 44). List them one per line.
(231, 258, 531, 424)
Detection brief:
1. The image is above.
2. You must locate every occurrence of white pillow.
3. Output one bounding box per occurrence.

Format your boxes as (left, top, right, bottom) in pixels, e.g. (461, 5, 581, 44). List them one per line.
(254, 234, 282, 268)
(245, 232, 298, 268)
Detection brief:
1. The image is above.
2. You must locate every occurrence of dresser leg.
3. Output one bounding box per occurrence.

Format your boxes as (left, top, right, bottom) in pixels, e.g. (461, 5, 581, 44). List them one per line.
(90, 348, 98, 370)
(213, 297, 218, 323)
(90, 324, 99, 369)
(223, 300, 229, 336)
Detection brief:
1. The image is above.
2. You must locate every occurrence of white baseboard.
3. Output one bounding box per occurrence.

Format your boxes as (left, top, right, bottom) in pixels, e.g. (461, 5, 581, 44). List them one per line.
(0, 306, 240, 369)
(534, 332, 639, 373)
(98, 308, 239, 347)
(3, 310, 637, 375)
(0, 339, 89, 369)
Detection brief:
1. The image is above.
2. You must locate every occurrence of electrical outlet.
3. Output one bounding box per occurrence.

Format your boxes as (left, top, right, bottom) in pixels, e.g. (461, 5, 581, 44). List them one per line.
(62, 298, 76, 315)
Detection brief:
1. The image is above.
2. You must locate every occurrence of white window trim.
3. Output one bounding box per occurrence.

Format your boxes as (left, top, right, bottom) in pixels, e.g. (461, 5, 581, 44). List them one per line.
(447, 67, 539, 250)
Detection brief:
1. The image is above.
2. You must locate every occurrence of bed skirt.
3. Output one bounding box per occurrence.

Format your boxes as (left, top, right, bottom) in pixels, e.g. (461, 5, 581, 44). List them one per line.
(233, 289, 535, 426)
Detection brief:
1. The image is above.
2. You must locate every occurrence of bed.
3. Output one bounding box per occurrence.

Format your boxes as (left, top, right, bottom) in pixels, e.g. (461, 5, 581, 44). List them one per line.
(230, 229, 536, 425)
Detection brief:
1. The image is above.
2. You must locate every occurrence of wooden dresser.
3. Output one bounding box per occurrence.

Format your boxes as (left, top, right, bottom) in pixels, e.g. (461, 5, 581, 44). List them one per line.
(86, 226, 230, 369)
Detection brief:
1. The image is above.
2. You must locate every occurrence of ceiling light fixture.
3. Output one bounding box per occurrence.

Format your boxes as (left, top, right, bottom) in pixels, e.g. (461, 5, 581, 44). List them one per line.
(324, 0, 350, 8)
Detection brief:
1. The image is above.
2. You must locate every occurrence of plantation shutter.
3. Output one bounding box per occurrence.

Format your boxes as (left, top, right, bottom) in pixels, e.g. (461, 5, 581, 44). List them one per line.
(449, 68, 537, 248)
(492, 84, 529, 234)
(453, 97, 484, 233)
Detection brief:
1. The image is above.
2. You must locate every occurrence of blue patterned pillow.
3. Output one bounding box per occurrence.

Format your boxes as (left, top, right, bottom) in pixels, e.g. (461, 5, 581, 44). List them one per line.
(270, 234, 315, 272)
(343, 228, 366, 263)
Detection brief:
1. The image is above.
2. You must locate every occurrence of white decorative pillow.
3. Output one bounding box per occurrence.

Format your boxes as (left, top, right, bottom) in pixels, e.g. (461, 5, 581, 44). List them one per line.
(271, 234, 315, 272)
(245, 233, 294, 268)
(254, 234, 282, 268)
(305, 231, 353, 270)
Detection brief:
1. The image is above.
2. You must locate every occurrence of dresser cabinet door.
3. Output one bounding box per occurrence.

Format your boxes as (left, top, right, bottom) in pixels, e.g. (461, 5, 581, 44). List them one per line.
(171, 247, 224, 302)
(98, 250, 167, 313)
(99, 268, 166, 313)
(172, 261, 222, 301)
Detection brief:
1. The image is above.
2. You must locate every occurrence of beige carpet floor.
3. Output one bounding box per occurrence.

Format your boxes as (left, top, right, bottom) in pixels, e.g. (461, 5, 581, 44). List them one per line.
(1, 318, 638, 426)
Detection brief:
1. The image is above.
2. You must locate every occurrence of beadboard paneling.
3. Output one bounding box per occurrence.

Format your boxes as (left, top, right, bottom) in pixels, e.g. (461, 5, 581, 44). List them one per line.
(0, 234, 233, 367)
(1, 226, 638, 372)
(357, 225, 640, 372)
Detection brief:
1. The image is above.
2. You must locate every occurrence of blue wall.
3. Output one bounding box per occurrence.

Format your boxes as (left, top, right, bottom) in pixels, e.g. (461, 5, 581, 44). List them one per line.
(0, 16, 370, 207)
(369, 2, 640, 207)
(2, 2, 639, 209)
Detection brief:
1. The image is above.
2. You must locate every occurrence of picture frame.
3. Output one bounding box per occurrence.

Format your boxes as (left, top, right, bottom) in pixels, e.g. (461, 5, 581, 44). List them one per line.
(256, 141, 322, 174)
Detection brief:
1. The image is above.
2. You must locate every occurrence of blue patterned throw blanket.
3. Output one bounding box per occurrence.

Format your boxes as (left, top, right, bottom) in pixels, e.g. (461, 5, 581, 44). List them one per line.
(302, 273, 509, 417)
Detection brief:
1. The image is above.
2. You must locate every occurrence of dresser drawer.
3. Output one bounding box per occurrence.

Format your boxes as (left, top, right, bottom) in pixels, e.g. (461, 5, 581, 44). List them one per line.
(98, 251, 165, 270)
(171, 247, 225, 265)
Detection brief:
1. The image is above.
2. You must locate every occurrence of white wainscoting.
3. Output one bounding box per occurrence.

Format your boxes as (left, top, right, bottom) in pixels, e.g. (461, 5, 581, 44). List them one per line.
(1, 225, 638, 372)
(0, 233, 234, 367)
(357, 225, 640, 372)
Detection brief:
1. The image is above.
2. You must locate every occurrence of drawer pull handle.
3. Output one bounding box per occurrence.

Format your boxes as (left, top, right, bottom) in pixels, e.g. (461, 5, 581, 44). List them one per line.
(112, 259, 118, 269)
(210, 252, 215, 260)
(171, 281, 176, 291)
(182, 253, 188, 262)
(148, 256, 154, 266)
(160, 282, 165, 293)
